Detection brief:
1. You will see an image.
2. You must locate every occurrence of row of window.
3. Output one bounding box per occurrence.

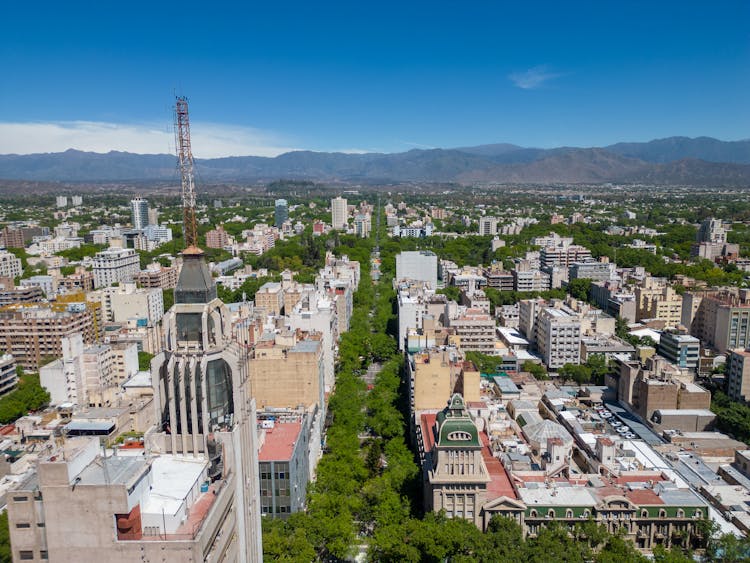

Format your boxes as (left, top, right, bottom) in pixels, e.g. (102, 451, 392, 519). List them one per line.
(18, 551, 47, 560)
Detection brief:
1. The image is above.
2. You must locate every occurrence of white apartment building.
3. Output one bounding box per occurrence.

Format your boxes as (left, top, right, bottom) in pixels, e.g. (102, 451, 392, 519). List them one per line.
(537, 306, 582, 369)
(478, 216, 499, 236)
(540, 244, 593, 269)
(130, 196, 149, 230)
(92, 247, 140, 288)
(395, 251, 438, 289)
(449, 308, 496, 355)
(0, 251, 22, 279)
(513, 269, 550, 292)
(40, 335, 122, 407)
(331, 196, 348, 230)
(90, 283, 164, 325)
(141, 224, 173, 244)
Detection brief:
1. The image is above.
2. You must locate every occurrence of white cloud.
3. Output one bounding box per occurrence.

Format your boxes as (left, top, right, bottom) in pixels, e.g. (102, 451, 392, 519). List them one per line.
(0, 120, 300, 158)
(508, 65, 562, 89)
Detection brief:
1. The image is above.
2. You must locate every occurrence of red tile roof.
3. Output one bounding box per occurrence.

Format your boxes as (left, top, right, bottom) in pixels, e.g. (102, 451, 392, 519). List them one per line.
(480, 431, 517, 499)
(420, 413, 437, 453)
(259, 422, 302, 461)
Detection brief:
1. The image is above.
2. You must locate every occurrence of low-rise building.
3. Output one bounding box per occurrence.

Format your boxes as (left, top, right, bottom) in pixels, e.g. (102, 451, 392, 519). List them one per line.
(658, 332, 700, 372)
(258, 418, 310, 519)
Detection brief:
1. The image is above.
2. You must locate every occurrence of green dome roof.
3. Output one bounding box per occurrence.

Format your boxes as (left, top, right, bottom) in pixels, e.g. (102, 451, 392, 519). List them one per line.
(436, 394, 481, 448)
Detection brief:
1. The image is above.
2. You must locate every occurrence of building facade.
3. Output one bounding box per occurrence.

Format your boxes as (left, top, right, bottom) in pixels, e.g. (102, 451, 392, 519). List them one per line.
(92, 248, 140, 289)
(130, 197, 149, 230)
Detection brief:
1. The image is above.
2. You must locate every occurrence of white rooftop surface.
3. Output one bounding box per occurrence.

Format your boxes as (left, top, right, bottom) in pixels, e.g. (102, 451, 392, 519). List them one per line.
(518, 486, 598, 506)
(141, 456, 207, 517)
(628, 328, 661, 343)
(578, 432, 598, 448)
(682, 382, 705, 393)
(497, 327, 529, 345)
(123, 370, 152, 388)
(655, 409, 715, 416)
(516, 350, 539, 361)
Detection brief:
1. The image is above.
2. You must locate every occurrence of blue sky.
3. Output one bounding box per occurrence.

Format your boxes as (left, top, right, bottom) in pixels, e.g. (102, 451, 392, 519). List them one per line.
(1, 1, 748, 157)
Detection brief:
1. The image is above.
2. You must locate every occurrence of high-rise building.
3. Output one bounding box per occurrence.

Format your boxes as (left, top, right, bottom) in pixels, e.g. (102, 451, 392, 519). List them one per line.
(395, 251, 438, 289)
(536, 305, 582, 369)
(71, 195, 83, 206)
(274, 199, 289, 229)
(150, 251, 263, 560)
(147, 207, 159, 226)
(92, 248, 140, 288)
(697, 217, 727, 244)
(0, 301, 103, 370)
(331, 196, 348, 230)
(478, 216, 499, 236)
(728, 349, 750, 402)
(0, 251, 23, 279)
(136, 263, 179, 289)
(130, 197, 149, 230)
(354, 213, 371, 238)
(206, 225, 230, 249)
(55, 195, 68, 208)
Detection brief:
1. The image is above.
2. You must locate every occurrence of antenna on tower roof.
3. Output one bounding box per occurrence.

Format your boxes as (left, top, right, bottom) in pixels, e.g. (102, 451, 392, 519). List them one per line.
(174, 96, 200, 252)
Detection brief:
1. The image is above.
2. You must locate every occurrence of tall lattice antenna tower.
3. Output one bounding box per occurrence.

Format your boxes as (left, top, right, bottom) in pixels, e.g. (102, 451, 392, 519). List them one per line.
(174, 96, 200, 251)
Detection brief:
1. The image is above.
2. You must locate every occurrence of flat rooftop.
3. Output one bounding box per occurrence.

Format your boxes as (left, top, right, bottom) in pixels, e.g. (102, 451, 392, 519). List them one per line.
(78, 455, 146, 487)
(141, 455, 208, 518)
(259, 422, 302, 462)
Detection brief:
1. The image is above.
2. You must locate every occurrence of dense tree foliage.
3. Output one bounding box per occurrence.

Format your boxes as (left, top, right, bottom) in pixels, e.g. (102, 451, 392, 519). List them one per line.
(711, 390, 750, 444)
(137, 351, 154, 372)
(0, 372, 50, 424)
(0, 511, 10, 563)
(56, 243, 106, 262)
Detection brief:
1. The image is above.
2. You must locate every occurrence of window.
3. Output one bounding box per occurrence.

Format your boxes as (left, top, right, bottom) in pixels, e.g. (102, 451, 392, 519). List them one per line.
(12, 496, 28, 502)
(566, 509, 574, 518)
(659, 509, 667, 518)
(548, 509, 556, 518)
(641, 510, 648, 518)
(40, 552, 48, 560)
(19, 552, 33, 561)
(15, 523, 30, 528)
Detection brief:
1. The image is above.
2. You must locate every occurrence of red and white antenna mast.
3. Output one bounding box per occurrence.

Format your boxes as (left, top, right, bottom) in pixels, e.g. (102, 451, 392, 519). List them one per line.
(174, 96, 200, 251)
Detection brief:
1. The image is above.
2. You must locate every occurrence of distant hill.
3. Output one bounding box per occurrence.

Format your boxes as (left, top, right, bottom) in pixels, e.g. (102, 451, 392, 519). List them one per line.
(605, 136, 750, 164)
(1, 137, 750, 185)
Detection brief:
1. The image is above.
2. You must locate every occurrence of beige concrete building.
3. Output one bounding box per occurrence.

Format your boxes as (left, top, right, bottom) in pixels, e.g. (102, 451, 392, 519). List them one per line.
(407, 348, 480, 412)
(205, 225, 230, 249)
(150, 250, 263, 560)
(728, 348, 750, 402)
(254, 282, 284, 316)
(8, 435, 258, 562)
(687, 289, 750, 352)
(634, 279, 683, 328)
(0, 300, 102, 370)
(449, 308, 496, 355)
(249, 334, 324, 412)
(136, 262, 179, 289)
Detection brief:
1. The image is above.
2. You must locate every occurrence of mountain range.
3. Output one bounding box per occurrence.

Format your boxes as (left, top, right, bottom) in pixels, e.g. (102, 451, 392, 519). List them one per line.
(1, 136, 750, 185)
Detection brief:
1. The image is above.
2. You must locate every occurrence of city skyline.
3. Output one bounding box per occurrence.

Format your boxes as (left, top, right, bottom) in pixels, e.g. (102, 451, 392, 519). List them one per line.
(1, 1, 749, 157)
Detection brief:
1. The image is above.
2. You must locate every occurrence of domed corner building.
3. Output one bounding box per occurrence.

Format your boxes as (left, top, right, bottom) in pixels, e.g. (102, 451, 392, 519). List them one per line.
(425, 393, 491, 525)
